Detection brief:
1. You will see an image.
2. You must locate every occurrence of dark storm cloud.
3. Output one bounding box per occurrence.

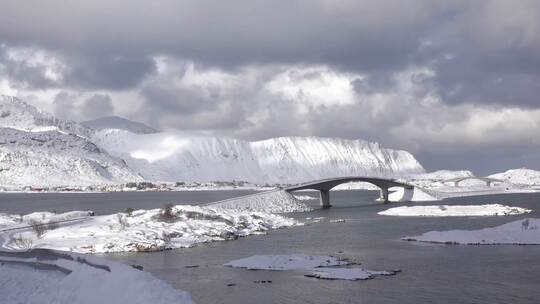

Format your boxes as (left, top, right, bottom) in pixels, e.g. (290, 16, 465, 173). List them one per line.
(65, 56, 156, 90)
(0, 46, 59, 89)
(1, 1, 538, 107)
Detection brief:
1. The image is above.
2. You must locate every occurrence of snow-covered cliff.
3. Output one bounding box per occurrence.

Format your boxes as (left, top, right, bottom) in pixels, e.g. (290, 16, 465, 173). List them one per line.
(91, 130, 425, 183)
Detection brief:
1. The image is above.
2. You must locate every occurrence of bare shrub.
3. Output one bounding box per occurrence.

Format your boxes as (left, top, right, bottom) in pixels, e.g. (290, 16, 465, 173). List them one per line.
(117, 214, 129, 230)
(125, 207, 135, 217)
(10, 234, 33, 249)
(158, 204, 176, 222)
(29, 220, 59, 238)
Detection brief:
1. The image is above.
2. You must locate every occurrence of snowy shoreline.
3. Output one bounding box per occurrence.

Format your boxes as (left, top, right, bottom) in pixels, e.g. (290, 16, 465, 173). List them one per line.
(379, 204, 532, 217)
(0, 248, 194, 304)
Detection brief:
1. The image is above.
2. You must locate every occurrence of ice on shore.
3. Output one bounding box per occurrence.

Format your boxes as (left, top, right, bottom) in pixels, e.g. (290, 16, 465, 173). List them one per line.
(379, 204, 532, 217)
(2, 205, 298, 253)
(305, 268, 397, 281)
(403, 218, 540, 245)
(224, 254, 350, 270)
(225, 254, 397, 281)
(0, 248, 193, 304)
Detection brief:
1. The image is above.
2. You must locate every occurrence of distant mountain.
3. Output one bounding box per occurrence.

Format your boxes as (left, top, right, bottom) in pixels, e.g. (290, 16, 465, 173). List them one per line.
(407, 170, 474, 181)
(0, 95, 93, 137)
(91, 130, 425, 183)
(82, 116, 158, 134)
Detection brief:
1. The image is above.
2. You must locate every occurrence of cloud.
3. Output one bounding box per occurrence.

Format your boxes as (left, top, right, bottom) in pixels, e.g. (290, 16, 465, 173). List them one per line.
(80, 93, 115, 120)
(0, 1, 539, 173)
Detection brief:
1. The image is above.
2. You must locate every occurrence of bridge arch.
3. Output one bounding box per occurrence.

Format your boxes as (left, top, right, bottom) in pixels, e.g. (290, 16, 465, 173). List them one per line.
(285, 177, 414, 208)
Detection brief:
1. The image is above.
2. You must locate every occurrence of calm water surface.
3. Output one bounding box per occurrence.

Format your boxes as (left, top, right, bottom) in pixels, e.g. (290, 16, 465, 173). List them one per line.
(0, 190, 258, 215)
(2, 190, 539, 303)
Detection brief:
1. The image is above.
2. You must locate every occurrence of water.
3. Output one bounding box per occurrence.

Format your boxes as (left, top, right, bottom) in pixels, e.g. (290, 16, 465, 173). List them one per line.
(2, 190, 540, 303)
(0, 190, 258, 215)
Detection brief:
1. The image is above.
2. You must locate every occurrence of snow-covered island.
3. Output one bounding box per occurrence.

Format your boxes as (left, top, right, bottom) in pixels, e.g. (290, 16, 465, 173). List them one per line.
(0, 191, 310, 253)
(403, 218, 540, 245)
(378, 204, 532, 217)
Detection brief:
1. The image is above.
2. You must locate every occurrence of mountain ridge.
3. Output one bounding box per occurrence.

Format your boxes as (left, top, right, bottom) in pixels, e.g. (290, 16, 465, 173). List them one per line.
(0, 95, 426, 186)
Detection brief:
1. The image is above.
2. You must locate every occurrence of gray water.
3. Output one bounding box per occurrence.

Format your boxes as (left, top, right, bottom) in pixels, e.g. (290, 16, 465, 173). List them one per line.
(2, 190, 540, 303)
(0, 190, 258, 215)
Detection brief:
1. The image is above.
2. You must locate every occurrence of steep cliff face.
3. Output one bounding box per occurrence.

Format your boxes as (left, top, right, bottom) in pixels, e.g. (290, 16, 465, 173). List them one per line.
(251, 137, 424, 183)
(92, 130, 425, 183)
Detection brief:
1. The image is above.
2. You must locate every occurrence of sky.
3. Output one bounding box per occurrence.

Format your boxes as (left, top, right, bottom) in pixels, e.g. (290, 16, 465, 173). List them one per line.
(0, 0, 539, 174)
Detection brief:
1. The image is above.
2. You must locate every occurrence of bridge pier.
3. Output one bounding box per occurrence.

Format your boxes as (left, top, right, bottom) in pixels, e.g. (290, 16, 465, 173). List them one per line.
(377, 187, 389, 203)
(319, 189, 331, 209)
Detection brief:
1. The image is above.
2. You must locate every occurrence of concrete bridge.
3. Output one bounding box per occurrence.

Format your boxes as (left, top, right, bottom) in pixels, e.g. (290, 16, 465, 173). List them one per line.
(443, 176, 504, 187)
(285, 176, 414, 208)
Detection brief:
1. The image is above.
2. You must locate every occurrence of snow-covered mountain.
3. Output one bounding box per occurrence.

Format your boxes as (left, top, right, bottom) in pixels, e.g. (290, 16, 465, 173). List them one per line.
(489, 168, 540, 186)
(82, 116, 158, 134)
(0, 95, 426, 186)
(0, 96, 142, 187)
(91, 130, 425, 183)
(0, 127, 142, 187)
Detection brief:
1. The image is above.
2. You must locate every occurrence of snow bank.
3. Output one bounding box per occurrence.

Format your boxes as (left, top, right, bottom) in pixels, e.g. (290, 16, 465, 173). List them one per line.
(210, 190, 312, 213)
(291, 194, 317, 201)
(403, 218, 540, 245)
(3, 205, 298, 253)
(379, 204, 532, 217)
(0, 210, 93, 229)
(0, 249, 193, 304)
(225, 254, 397, 281)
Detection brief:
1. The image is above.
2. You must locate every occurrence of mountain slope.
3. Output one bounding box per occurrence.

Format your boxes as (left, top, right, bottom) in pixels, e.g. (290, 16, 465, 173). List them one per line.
(82, 116, 158, 134)
(0, 127, 142, 187)
(0, 95, 91, 137)
(489, 168, 540, 186)
(91, 130, 425, 183)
